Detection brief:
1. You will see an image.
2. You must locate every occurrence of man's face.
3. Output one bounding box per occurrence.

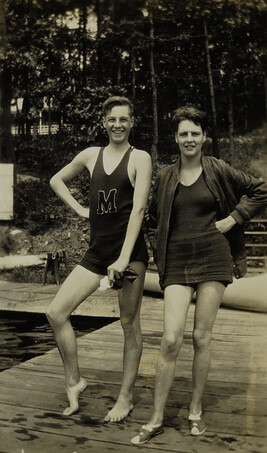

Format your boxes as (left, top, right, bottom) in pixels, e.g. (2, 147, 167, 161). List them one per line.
(103, 105, 134, 144)
(175, 119, 206, 158)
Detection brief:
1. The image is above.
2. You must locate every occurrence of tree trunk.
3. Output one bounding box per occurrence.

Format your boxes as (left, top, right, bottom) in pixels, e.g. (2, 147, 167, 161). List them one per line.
(47, 61, 52, 137)
(117, 53, 122, 85)
(48, 97, 52, 136)
(243, 74, 248, 130)
(203, 16, 219, 158)
(131, 39, 136, 101)
(0, 0, 13, 162)
(95, 0, 103, 86)
(149, 7, 158, 163)
(81, 2, 87, 86)
(21, 94, 32, 137)
(32, 106, 38, 138)
(227, 83, 235, 156)
(264, 74, 267, 123)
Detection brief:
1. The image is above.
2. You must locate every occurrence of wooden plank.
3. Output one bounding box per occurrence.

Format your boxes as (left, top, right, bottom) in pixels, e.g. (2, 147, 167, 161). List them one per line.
(248, 219, 267, 222)
(0, 400, 267, 447)
(0, 425, 173, 453)
(0, 375, 266, 451)
(0, 376, 266, 418)
(1, 283, 267, 452)
(14, 354, 267, 385)
(0, 254, 46, 270)
(244, 231, 267, 234)
(0, 400, 267, 452)
(0, 282, 162, 317)
(37, 346, 267, 374)
(4, 366, 267, 399)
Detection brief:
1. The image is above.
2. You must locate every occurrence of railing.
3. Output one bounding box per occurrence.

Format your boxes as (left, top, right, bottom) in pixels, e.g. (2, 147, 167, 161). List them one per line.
(11, 124, 60, 136)
(245, 219, 267, 272)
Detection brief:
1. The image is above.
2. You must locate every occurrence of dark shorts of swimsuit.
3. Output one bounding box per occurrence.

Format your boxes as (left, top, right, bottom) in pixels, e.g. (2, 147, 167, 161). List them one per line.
(79, 257, 148, 276)
(162, 229, 233, 290)
(79, 235, 149, 276)
(174, 281, 229, 292)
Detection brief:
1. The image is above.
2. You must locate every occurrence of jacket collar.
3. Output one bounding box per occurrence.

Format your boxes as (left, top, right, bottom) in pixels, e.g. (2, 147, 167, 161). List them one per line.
(173, 154, 205, 178)
(173, 156, 181, 179)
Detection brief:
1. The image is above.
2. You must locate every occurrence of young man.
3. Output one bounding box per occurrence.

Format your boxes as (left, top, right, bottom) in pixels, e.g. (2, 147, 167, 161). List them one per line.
(47, 96, 152, 422)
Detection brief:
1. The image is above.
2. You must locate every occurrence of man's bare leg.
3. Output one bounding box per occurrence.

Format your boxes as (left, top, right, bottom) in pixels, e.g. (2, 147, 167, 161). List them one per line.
(104, 261, 146, 422)
(64, 377, 88, 416)
(46, 265, 102, 415)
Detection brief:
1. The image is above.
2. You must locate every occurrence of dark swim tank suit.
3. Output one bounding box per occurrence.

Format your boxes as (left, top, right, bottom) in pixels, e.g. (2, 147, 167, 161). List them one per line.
(162, 172, 233, 289)
(80, 146, 148, 275)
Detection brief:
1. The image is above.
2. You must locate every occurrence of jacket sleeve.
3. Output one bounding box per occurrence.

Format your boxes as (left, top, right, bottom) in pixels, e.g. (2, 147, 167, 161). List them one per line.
(144, 176, 159, 259)
(222, 162, 267, 223)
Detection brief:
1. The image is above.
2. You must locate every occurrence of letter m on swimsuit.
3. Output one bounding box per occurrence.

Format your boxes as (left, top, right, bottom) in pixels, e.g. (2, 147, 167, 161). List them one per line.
(97, 189, 118, 214)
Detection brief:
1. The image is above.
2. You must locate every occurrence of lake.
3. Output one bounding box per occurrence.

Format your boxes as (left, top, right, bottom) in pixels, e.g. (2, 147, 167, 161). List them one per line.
(0, 311, 117, 372)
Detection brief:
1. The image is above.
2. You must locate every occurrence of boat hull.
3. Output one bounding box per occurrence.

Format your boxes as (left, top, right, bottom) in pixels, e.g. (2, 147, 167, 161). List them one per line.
(144, 272, 267, 313)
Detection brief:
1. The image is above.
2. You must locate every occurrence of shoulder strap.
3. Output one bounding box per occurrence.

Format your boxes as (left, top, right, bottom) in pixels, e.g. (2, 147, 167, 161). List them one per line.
(91, 147, 104, 179)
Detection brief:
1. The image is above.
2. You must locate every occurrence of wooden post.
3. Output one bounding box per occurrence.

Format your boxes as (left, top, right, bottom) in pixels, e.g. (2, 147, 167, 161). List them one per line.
(42, 250, 70, 285)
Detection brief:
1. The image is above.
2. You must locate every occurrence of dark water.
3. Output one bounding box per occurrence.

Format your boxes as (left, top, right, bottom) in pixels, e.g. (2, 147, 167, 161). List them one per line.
(0, 311, 117, 372)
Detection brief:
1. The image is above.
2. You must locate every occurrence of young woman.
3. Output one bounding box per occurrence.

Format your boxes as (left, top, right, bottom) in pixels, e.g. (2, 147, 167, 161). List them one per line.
(131, 106, 267, 444)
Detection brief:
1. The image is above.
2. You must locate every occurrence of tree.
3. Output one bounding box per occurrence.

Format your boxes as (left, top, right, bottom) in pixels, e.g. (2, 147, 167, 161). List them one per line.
(148, 3, 158, 162)
(203, 15, 219, 157)
(3, 0, 266, 170)
(0, 0, 13, 162)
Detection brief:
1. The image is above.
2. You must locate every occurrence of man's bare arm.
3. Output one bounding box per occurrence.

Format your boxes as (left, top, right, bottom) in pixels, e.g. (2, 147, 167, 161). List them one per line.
(50, 149, 92, 218)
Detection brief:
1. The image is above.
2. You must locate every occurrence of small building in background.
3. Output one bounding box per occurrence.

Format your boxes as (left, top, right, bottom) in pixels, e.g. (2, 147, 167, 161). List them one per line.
(0, 163, 14, 220)
(10, 97, 60, 137)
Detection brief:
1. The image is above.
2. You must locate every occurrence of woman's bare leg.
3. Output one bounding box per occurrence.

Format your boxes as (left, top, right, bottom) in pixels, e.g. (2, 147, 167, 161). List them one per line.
(190, 281, 226, 416)
(149, 285, 193, 426)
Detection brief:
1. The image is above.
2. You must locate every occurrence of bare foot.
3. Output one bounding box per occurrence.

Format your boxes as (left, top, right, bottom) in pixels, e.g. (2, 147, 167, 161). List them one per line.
(63, 377, 87, 416)
(104, 397, 134, 422)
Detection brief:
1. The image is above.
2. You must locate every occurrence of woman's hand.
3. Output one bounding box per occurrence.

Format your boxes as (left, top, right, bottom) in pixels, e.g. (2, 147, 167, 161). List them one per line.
(215, 215, 237, 234)
(107, 257, 129, 287)
(75, 206, 90, 219)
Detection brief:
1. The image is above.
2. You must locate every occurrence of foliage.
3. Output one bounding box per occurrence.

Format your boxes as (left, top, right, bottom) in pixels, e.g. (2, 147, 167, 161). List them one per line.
(1, 0, 266, 169)
(13, 178, 69, 234)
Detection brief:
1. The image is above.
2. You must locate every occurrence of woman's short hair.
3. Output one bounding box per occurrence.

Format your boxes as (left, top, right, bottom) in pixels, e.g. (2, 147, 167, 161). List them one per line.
(102, 96, 134, 117)
(172, 106, 207, 132)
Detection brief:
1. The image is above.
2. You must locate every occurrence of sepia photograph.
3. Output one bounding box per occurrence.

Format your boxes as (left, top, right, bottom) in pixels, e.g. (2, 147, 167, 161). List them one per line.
(0, 0, 267, 452)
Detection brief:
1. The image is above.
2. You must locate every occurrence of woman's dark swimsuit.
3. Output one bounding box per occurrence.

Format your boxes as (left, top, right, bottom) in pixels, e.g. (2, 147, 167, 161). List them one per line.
(162, 172, 233, 290)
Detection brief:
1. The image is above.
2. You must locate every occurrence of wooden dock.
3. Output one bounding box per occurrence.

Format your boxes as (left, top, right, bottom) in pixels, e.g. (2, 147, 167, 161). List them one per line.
(0, 286, 267, 452)
(0, 280, 121, 317)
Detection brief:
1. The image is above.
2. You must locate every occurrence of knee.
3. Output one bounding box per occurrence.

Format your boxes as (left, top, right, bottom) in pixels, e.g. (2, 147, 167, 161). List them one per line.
(46, 305, 57, 326)
(161, 334, 183, 358)
(193, 328, 212, 350)
(120, 315, 137, 335)
(46, 305, 66, 328)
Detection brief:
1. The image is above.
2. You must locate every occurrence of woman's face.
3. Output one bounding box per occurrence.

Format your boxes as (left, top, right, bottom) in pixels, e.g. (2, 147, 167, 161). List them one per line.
(175, 119, 206, 159)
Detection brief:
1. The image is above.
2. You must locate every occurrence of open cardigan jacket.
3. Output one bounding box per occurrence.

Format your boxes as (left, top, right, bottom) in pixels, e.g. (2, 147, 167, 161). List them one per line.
(146, 155, 267, 289)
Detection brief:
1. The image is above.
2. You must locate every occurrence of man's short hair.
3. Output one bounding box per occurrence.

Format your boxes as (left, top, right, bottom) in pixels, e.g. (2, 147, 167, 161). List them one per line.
(102, 96, 134, 117)
(172, 106, 207, 133)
